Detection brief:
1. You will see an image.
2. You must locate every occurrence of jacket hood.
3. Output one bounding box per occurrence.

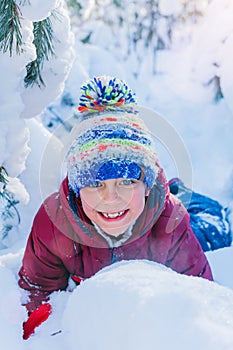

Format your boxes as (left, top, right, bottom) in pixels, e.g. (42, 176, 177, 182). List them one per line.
(44, 161, 169, 248)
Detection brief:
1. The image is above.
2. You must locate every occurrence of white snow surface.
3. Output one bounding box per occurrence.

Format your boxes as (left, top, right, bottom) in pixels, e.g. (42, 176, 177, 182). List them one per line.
(0, 255, 233, 350)
(63, 261, 233, 350)
(0, 0, 233, 349)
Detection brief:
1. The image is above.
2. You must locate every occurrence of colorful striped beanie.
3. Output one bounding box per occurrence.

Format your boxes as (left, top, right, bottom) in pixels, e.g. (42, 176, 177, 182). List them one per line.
(66, 76, 159, 196)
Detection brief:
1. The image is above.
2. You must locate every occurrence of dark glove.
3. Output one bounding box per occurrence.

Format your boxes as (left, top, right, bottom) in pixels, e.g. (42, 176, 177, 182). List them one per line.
(23, 303, 52, 340)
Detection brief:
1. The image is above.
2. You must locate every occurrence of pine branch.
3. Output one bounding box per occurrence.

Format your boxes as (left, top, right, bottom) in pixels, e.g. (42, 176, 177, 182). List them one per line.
(24, 15, 56, 88)
(0, 0, 23, 56)
(66, 0, 82, 14)
(0, 167, 8, 186)
(0, 166, 20, 241)
(0, 189, 20, 240)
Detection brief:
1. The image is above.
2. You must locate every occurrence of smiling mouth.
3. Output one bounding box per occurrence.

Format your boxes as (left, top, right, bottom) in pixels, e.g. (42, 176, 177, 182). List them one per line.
(100, 209, 128, 219)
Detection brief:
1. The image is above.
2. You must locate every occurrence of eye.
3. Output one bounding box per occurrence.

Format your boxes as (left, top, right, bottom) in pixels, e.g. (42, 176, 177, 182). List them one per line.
(89, 180, 102, 188)
(119, 179, 134, 186)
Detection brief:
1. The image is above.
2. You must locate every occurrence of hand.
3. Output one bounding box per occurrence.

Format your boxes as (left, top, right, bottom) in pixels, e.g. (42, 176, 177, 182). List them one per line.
(23, 303, 52, 340)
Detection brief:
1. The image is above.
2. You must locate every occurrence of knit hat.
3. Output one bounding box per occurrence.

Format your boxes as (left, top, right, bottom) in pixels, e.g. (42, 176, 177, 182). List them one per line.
(66, 76, 159, 196)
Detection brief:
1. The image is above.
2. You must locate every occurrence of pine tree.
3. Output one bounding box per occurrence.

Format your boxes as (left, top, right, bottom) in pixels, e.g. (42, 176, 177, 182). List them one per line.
(24, 16, 56, 88)
(0, 0, 56, 87)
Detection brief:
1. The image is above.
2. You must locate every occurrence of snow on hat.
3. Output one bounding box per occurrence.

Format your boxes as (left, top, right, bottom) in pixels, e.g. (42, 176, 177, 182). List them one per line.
(66, 76, 159, 196)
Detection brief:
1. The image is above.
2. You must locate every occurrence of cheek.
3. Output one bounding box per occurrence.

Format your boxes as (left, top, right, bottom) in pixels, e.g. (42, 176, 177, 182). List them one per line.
(130, 188, 146, 213)
(80, 195, 99, 223)
(80, 191, 100, 213)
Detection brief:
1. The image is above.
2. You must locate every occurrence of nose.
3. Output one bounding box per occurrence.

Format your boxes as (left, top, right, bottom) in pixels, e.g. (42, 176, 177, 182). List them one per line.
(101, 182, 118, 202)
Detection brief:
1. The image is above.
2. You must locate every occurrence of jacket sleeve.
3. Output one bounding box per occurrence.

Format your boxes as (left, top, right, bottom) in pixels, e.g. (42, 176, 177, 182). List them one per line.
(18, 204, 70, 314)
(164, 198, 213, 281)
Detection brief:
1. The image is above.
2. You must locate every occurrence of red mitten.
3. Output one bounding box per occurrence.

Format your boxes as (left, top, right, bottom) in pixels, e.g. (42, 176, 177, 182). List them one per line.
(23, 303, 52, 340)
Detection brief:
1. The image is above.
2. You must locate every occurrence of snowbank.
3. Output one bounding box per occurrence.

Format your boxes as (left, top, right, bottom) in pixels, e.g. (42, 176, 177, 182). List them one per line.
(1, 248, 233, 349)
(0, 263, 26, 349)
(62, 260, 233, 350)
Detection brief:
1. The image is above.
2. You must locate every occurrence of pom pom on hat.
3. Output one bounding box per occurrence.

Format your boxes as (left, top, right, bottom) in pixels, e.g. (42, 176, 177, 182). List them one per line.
(78, 76, 137, 113)
(67, 75, 158, 195)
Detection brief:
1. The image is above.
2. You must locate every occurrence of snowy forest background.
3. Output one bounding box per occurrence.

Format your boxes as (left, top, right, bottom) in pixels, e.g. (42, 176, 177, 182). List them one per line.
(1, 0, 233, 249)
(0, 1, 233, 348)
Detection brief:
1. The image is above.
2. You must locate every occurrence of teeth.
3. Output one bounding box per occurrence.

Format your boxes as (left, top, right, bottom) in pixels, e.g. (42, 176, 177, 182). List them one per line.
(102, 210, 125, 218)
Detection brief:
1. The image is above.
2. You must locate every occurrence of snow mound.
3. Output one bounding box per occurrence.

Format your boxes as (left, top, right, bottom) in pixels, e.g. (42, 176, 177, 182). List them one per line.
(0, 264, 26, 348)
(63, 260, 233, 350)
(206, 246, 233, 289)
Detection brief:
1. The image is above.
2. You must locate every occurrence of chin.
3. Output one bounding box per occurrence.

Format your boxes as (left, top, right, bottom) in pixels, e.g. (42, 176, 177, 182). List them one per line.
(101, 226, 129, 237)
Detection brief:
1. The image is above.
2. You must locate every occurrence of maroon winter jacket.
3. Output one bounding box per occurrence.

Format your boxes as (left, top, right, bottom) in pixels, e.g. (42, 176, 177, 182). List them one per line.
(18, 168, 213, 313)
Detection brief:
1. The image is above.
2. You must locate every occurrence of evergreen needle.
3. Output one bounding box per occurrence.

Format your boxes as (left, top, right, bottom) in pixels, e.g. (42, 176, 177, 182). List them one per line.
(0, 0, 23, 56)
(24, 15, 56, 88)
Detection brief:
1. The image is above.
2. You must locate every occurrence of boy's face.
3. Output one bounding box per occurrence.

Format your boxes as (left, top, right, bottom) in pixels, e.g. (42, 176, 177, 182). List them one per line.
(80, 178, 149, 237)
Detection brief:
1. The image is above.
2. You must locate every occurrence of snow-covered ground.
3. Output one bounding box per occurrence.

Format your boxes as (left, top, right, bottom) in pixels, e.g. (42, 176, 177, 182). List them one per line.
(0, 0, 233, 349)
(1, 251, 233, 350)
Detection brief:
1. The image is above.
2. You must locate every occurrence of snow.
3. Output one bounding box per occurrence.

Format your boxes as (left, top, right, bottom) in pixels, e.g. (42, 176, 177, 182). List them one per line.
(20, 1, 75, 119)
(63, 261, 233, 350)
(220, 33, 233, 114)
(0, 0, 233, 349)
(0, 263, 26, 349)
(1, 255, 233, 350)
(0, 0, 74, 208)
(159, 0, 182, 16)
(206, 247, 233, 289)
(19, 0, 61, 21)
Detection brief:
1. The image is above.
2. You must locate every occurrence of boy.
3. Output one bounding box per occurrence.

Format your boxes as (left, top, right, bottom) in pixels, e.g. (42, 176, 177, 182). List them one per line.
(19, 76, 213, 339)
